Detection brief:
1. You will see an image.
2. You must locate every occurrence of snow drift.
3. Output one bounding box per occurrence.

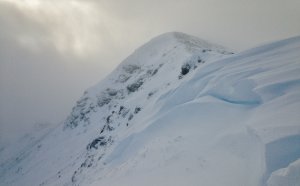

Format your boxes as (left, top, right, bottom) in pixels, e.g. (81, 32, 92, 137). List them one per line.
(1, 32, 300, 186)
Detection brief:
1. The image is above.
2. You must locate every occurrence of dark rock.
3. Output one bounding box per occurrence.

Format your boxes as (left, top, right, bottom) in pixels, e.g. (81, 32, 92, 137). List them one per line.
(181, 64, 191, 75)
(123, 64, 141, 74)
(127, 79, 144, 92)
(106, 115, 111, 124)
(100, 125, 105, 134)
(97, 97, 111, 107)
(87, 136, 106, 150)
(134, 107, 141, 114)
(128, 114, 134, 121)
(152, 68, 158, 76)
(107, 89, 118, 96)
(107, 124, 114, 131)
(119, 106, 124, 114)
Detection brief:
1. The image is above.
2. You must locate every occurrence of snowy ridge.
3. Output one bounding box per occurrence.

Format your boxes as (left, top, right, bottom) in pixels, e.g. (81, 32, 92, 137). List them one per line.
(64, 32, 231, 130)
(1, 33, 300, 186)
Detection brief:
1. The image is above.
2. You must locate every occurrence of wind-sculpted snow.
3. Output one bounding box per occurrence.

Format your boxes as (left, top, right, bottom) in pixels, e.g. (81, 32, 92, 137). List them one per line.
(267, 159, 300, 186)
(1, 33, 300, 186)
(265, 135, 300, 182)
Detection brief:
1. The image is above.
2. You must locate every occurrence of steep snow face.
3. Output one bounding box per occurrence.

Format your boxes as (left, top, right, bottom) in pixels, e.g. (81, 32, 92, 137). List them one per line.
(64, 32, 231, 130)
(0, 32, 232, 186)
(1, 33, 300, 186)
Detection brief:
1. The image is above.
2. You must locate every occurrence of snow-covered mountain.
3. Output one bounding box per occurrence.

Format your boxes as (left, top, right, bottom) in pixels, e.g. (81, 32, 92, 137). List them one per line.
(1, 32, 300, 186)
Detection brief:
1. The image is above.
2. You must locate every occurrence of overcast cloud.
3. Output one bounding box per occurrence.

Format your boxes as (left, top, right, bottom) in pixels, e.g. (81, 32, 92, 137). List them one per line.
(0, 0, 299, 144)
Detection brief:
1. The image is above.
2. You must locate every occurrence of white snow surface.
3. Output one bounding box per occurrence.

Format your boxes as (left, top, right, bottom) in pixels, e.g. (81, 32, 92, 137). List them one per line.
(1, 32, 300, 186)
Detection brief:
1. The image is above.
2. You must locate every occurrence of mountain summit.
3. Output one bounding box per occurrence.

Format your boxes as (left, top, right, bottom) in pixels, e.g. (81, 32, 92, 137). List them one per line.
(65, 32, 232, 130)
(1, 33, 300, 186)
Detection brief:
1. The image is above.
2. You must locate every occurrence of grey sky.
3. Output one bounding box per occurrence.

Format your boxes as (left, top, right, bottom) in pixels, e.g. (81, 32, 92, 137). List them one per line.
(0, 0, 300, 144)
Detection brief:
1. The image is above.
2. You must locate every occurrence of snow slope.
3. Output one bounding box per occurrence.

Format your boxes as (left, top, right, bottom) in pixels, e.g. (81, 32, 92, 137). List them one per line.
(1, 32, 300, 186)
